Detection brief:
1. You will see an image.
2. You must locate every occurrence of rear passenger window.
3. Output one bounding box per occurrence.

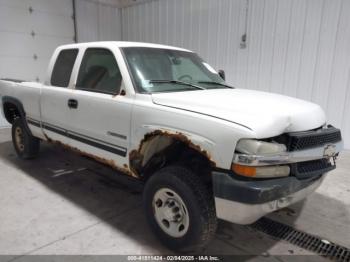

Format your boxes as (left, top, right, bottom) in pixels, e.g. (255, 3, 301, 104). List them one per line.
(76, 48, 122, 95)
(51, 49, 78, 87)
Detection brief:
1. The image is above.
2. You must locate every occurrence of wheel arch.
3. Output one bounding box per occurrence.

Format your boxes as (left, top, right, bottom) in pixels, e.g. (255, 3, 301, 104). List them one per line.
(129, 129, 216, 184)
(2, 96, 33, 135)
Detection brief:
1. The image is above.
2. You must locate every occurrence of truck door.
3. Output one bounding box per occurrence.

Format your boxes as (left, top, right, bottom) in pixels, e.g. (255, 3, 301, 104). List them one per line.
(65, 48, 132, 170)
(40, 48, 78, 146)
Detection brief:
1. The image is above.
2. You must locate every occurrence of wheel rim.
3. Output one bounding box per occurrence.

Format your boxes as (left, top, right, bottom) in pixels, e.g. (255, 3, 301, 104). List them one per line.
(152, 188, 190, 238)
(15, 126, 25, 152)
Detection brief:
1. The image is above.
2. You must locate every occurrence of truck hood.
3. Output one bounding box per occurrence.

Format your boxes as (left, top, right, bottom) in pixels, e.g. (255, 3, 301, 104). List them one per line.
(151, 89, 326, 138)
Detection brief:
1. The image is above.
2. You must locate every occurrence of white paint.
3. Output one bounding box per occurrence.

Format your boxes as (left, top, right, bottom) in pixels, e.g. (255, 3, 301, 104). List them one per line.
(120, 0, 350, 149)
(152, 88, 326, 139)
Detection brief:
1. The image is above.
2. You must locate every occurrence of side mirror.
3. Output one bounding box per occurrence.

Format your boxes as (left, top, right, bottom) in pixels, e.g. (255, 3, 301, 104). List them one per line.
(218, 69, 225, 80)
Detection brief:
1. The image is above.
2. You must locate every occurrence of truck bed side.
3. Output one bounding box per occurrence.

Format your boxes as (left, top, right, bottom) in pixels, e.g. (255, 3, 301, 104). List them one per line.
(0, 79, 45, 139)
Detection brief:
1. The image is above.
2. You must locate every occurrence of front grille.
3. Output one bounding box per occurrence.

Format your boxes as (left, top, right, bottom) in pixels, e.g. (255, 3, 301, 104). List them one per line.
(291, 158, 335, 179)
(274, 125, 341, 151)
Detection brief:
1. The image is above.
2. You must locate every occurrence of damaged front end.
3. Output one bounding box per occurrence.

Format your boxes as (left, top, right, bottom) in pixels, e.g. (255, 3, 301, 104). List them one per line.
(212, 125, 343, 225)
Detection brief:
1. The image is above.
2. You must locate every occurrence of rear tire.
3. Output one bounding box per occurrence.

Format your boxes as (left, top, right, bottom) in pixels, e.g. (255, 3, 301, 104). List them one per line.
(12, 118, 40, 159)
(143, 165, 217, 252)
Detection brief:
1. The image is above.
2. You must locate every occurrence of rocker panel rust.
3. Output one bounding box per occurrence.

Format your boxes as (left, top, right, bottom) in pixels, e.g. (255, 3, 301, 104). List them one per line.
(44, 129, 215, 179)
(45, 136, 137, 178)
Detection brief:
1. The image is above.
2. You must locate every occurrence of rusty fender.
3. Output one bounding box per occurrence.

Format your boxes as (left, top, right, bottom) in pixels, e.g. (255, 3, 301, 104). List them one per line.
(129, 130, 216, 175)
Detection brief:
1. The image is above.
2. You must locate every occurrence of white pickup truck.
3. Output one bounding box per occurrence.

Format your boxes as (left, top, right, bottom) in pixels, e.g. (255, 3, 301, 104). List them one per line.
(0, 41, 343, 252)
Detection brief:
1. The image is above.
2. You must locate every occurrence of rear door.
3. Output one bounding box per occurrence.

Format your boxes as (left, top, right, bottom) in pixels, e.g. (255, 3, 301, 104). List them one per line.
(40, 48, 78, 145)
(65, 48, 133, 170)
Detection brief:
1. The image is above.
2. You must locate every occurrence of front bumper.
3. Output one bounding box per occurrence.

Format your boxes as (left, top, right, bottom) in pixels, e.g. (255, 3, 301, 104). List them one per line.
(212, 171, 325, 224)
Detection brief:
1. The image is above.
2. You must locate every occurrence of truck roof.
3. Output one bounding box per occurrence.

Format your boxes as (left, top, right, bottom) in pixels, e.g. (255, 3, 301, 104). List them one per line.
(56, 41, 192, 52)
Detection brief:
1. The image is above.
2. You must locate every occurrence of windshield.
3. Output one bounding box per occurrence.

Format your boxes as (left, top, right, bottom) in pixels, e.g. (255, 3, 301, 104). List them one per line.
(122, 47, 228, 93)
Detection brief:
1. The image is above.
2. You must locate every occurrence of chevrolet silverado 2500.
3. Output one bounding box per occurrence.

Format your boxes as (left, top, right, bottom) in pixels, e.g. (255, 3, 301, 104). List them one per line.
(0, 42, 343, 252)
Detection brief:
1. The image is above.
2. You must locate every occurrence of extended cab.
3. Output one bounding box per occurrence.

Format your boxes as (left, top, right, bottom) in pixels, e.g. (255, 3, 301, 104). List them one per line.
(0, 42, 343, 252)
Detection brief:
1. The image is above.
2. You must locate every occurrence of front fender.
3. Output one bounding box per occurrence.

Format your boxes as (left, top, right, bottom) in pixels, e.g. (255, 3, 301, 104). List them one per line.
(132, 125, 218, 166)
(130, 100, 256, 170)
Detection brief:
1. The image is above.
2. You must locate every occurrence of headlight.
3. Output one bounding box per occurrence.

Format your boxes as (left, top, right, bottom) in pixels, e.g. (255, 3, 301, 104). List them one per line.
(233, 139, 289, 178)
(235, 139, 287, 155)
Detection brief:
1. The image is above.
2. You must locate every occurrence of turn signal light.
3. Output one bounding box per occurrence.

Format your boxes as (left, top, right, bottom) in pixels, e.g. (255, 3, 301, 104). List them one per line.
(231, 163, 290, 178)
(231, 164, 256, 177)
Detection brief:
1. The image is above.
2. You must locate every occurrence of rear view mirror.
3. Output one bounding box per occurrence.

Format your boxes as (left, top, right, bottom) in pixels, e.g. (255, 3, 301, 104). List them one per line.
(218, 70, 225, 80)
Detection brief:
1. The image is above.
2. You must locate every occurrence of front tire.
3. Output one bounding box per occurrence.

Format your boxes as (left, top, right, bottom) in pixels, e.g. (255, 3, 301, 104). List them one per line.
(12, 118, 40, 159)
(143, 166, 217, 252)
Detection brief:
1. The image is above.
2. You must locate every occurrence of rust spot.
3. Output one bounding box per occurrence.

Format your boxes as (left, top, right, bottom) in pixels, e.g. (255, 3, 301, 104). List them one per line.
(129, 149, 139, 160)
(128, 149, 142, 175)
(129, 130, 216, 174)
(45, 137, 138, 178)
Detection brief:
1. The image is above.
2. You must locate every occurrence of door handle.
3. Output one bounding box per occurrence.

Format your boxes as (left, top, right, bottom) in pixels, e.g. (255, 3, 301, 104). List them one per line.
(68, 99, 78, 109)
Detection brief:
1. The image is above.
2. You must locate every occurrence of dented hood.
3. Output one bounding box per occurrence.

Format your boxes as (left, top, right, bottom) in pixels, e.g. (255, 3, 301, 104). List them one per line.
(151, 89, 326, 138)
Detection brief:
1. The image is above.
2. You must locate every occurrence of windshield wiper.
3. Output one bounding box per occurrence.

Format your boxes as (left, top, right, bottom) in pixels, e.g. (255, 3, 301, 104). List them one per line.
(149, 80, 206, 90)
(197, 81, 234, 89)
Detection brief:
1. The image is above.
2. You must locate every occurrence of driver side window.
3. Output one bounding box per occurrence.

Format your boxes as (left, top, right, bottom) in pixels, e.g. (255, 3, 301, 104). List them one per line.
(76, 48, 122, 95)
